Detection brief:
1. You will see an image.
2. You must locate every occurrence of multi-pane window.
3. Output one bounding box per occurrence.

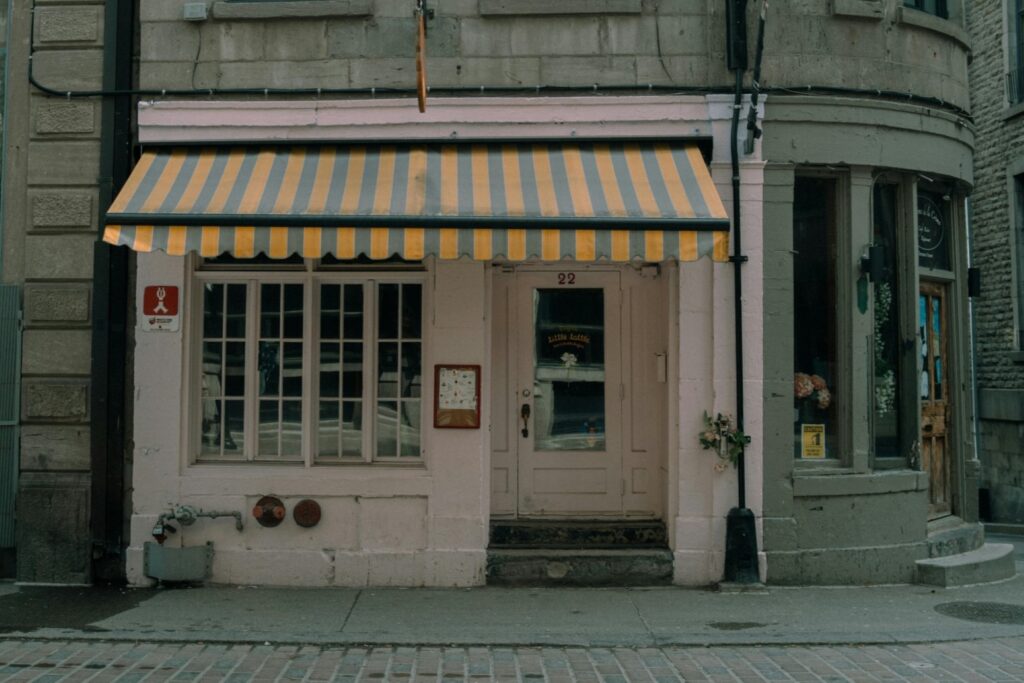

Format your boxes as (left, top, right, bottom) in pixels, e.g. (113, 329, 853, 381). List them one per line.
(201, 283, 246, 457)
(793, 177, 839, 460)
(197, 274, 424, 464)
(903, 0, 948, 19)
(258, 284, 304, 459)
(318, 284, 365, 459)
(374, 283, 423, 458)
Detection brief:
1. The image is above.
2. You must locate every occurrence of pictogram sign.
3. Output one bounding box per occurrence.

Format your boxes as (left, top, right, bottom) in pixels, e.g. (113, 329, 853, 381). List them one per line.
(142, 285, 180, 332)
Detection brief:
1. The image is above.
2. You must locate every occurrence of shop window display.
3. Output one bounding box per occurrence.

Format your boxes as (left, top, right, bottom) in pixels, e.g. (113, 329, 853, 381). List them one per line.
(792, 177, 839, 459)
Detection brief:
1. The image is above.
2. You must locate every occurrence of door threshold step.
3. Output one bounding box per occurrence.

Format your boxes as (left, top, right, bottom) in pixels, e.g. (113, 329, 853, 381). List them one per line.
(490, 520, 668, 549)
(487, 548, 673, 586)
(915, 543, 1016, 587)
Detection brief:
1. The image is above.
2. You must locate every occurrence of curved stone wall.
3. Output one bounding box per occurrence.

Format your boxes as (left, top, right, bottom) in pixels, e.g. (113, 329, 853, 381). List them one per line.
(133, 0, 970, 111)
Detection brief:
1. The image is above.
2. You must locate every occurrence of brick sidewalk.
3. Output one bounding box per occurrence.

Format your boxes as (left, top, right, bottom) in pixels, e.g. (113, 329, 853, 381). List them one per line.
(0, 638, 1022, 682)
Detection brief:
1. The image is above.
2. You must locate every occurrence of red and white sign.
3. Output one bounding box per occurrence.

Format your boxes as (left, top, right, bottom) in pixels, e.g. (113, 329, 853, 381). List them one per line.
(142, 285, 180, 332)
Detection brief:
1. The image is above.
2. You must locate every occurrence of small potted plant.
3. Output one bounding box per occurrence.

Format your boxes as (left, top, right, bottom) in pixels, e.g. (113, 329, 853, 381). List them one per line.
(699, 412, 750, 472)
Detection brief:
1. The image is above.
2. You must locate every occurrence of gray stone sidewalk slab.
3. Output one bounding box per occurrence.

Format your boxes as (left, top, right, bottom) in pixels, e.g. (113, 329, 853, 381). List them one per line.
(341, 589, 651, 646)
(0, 573, 1014, 647)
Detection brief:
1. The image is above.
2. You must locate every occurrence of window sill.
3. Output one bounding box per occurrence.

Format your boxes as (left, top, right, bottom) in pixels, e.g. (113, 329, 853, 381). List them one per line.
(1004, 101, 1024, 122)
(896, 7, 970, 50)
(793, 469, 928, 497)
(831, 0, 883, 21)
(210, 0, 372, 20)
(479, 0, 641, 16)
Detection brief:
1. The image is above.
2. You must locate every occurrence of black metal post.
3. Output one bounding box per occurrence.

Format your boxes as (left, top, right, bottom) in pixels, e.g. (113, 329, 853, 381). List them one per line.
(723, 0, 760, 585)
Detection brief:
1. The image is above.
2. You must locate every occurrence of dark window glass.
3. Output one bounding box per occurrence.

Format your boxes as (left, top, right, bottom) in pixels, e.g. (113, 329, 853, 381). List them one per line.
(903, 0, 948, 19)
(793, 178, 838, 459)
(917, 189, 952, 271)
(872, 184, 903, 459)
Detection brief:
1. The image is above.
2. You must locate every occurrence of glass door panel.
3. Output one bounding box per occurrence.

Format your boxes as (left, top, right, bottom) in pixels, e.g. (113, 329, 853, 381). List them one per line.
(533, 288, 606, 452)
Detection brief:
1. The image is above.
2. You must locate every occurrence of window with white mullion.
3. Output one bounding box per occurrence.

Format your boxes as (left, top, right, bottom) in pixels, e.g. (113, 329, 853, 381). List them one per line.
(316, 281, 366, 462)
(256, 282, 305, 461)
(194, 269, 425, 465)
(375, 282, 423, 459)
(199, 281, 247, 460)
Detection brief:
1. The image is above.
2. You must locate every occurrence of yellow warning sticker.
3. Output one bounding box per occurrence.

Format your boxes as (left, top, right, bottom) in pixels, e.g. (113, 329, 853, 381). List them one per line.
(801, 424, 825, 459)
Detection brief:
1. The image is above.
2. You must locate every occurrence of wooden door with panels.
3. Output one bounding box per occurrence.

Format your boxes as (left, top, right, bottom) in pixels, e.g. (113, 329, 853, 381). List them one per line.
(919, 281, 952, 519)
(490, 266, 666, 519)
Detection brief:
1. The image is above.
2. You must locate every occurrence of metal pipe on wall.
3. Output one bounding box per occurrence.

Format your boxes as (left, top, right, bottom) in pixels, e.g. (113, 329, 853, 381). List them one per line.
(90, 0, 135, 582)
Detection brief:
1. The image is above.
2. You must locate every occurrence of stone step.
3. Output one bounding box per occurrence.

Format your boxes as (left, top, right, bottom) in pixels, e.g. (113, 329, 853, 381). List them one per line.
(926, 519, 984, 558)
(486, 548, 674, 586)
(915, 543, 1016, 587)
(489, 520, 668, 549)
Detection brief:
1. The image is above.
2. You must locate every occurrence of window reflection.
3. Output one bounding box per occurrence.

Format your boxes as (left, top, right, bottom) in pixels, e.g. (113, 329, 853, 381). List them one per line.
(533, 289, 605, 451)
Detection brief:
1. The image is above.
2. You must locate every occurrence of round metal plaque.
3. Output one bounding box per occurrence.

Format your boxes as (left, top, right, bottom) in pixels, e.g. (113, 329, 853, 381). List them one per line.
(252, 495, 286, 528)
(293, 499, 322, 528)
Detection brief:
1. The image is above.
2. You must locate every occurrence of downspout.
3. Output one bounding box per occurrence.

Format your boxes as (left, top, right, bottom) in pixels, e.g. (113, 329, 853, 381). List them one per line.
(723, 0, 765, 585)
(90, 0, 134, 581)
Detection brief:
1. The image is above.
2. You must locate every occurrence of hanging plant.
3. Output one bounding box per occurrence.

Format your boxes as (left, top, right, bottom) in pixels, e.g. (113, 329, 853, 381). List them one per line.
(699, 411, 750, 472)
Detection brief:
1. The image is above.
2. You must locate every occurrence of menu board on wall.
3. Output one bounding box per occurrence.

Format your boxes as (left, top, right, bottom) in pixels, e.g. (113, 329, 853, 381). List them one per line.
(434, 364, 481, 429)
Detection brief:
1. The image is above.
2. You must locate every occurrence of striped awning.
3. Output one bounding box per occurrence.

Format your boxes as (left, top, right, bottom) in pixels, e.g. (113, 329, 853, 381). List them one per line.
(103, 142, 730, 262)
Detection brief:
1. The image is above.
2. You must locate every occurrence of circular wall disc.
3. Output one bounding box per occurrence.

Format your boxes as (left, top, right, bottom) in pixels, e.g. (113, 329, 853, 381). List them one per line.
(293, 499, 322, 528)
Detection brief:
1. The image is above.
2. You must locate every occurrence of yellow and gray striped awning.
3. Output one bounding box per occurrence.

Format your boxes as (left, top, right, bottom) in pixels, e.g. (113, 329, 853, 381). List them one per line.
(103, 143, 730, 262)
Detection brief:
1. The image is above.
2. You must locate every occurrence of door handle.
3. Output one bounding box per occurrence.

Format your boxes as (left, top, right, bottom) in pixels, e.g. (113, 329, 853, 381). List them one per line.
(520, 403, 531, 438)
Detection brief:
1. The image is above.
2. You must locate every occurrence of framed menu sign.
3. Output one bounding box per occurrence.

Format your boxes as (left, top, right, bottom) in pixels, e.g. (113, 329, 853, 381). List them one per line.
(434, 364, 481, 429)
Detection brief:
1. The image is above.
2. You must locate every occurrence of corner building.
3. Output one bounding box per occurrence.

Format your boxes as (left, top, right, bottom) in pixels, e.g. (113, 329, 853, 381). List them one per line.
(85, 0, 988, 586)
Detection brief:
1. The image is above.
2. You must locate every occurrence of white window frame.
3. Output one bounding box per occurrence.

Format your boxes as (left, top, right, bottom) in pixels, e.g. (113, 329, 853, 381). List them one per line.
(189, 263, 427, 466)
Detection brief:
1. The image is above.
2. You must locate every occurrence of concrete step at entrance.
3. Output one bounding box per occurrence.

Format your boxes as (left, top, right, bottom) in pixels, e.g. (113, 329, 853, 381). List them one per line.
(926, 518, 984, 558)
(915, 543, 1016, 587)
(489, 520, 668, 549)
(486, 548, 674, 586)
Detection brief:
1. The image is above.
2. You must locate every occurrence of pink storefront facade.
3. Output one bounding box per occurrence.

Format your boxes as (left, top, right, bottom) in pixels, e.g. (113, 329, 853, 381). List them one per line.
(121, 96, 766, 587)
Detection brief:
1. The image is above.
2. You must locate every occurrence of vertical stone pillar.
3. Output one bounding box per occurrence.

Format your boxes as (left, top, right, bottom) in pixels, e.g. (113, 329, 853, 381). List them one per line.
(9, 0, 105, 583)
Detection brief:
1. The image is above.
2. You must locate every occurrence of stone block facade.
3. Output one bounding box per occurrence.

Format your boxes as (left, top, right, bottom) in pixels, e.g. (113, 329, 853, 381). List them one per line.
(5, 0, 104, 582)
(137, 0, 970, 108)
(967, 1, 1024, 525)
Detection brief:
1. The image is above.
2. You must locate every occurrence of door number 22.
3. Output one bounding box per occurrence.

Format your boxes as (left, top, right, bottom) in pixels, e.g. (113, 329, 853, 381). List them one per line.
(557, 272, 576, 285)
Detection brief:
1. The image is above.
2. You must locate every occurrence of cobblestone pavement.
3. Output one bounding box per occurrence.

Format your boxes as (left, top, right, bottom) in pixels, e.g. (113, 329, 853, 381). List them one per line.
(0, 638, 1023, 683)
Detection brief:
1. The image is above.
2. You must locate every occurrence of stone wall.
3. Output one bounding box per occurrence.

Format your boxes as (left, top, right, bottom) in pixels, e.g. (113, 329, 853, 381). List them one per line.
(967, 0, 1024, 525)
(6, 0, 105, 583)
(137, 0, 970, 109)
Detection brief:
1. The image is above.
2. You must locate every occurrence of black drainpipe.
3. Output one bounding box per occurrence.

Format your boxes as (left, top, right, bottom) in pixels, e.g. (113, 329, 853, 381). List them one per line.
(722, 0, 760, 584)
(90, 0, 134, 582)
